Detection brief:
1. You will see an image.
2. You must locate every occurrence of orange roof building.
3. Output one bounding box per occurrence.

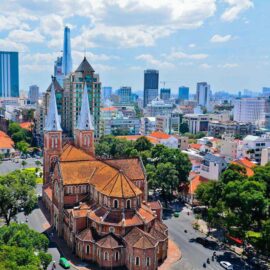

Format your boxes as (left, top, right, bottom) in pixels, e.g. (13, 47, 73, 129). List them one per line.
(42, 73, 168, 270)
(0, 131, 15, 153)
(19, 122, 33, 131)
(232, 157, 256, 177)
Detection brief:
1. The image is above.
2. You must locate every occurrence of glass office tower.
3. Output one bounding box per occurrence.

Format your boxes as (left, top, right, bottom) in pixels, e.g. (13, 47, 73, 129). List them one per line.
(62, 26, 72, 76)
(0, 51, 19, 97)
(143, 69, 159, 107)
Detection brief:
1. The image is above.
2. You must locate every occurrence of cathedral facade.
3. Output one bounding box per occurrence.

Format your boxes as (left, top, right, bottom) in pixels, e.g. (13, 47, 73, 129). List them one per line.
(43, 79, 168, 269)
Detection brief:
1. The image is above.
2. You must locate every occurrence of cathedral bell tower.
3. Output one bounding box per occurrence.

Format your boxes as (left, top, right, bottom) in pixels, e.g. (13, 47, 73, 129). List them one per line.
(43, 78, 62, 184)
(74, 82, 95, 156)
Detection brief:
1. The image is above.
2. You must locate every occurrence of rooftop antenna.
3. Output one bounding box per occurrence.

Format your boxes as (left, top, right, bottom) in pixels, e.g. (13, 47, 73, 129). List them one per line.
(84, 47, 86, 58)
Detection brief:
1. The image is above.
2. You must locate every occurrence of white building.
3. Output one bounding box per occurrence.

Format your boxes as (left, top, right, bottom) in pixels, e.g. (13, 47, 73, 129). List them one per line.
(261, 147, 270, 165)
(200, 153, 227, 180)
(237, 134, 270, 164)
(140, 117, 156, 135)
(183, 114, 209, 134)
(233, 98, 265, 126)
(196, 82, 211, 110)
(146, 97, 173, 117)
(220, 135, 239, 160)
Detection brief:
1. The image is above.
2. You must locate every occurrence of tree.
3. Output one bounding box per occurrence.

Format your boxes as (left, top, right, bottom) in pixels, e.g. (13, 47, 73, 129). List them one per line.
(21, 160, 27, 169)
(179, 122, 189, 134)
(0, 170, 37, 225)
(0, 223, 52, 269)
(134, 137, 152, 152)
(16, 141, 30, 154)
(8, 122, 21, 135)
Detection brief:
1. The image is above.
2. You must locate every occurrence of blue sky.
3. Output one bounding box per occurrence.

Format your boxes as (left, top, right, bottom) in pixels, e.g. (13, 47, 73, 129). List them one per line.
(0, 0, 268, 94)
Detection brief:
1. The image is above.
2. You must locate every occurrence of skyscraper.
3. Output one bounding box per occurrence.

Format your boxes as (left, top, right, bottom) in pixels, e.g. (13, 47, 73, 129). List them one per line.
(143, 69, 159, 107)
(116, 86, 132, 104)
(54, 56, 63, 86)
(28, 85, 39, 104)
(102, 86, 112, 101)
(62, 26, 72, 76)
(0, 51, 19, 97)
(178, 86, 189, 101)
(196, 82, 210, 109)
(160, 88, 171, 101)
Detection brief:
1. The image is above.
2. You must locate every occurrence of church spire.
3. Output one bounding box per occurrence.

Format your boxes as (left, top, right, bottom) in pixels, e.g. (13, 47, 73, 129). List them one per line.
(44, 77, 62, 131)
(77, 82, 94, 131)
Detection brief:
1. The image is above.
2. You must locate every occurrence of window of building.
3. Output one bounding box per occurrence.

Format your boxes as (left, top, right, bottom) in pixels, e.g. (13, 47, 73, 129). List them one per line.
(104, 251, 109, 261)
(126, 199, 131, 209)
(97, 248, 100, 258)
(146, 257, 151, 266)
(113, 199, 119, 208)
(115, 251, 120, 261)
(86, 245, 90, 254)
(135, 257, 140, 266)
(109, 227, 115, 233)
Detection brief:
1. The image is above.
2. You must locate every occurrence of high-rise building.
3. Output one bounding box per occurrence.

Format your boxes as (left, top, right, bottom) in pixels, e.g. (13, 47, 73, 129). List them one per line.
(262, 87, 270, 95)
(102, 86, 112, 101)
(116, 86, 132, 104)
(28, 85, 39, 104)
(0, 51, 19, 97)
(54, 56, 63, 86)
(160, 88, 171, 101)
(62, 26, 72, 76)
(143, 69, 159, 107)
(178, 86, 189, 101)
(196, 82, 210, 109)
(233, 98, 265, 126)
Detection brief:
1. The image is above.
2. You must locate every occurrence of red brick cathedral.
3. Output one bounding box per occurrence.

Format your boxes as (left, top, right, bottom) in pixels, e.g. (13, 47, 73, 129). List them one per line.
(43, 78, 168, 269)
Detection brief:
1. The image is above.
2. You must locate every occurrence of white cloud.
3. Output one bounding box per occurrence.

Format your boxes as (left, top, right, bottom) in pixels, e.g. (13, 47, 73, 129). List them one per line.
(40, 14, 63, 37)
(22, 53, 59, 64)
(210, 34, 232, 43)
(218, 63, 239, 68)
(0, 38, 28, 52)
(221, 0, 254, 22)
(189, 43, 196, 48)
(168, 51, 208, 60)
(0, 15, 30, 31)
(200, 63, 212, 69)
(136, 54, 175, 69)
(8, 29, 44, 43)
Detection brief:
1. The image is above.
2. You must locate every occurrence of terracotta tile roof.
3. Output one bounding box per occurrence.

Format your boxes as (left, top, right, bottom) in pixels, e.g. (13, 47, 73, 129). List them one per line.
(117, 135, 141, 141)
(104, 158, 145, 180)
(137, 205, 155, 223)
(104, 211, 123, 225)
(96, 171, 142, 198)
(189, 175, 209, 195)
(149, 131, 170, 139)
(232, 157, 256, 177)
(124, 227, 157, 249)
(60, 144, 94, 162)
(0, 131, 14, 149)
(101, 107, 117, 111)
(124, 212, 143, 226)
(148, 201, 162, 210)
(96, 234, 122, 248)
(149, 227, 167, 241)
(189, 143, 202, 151)
(19, 122, 32, 130)
(153, 219, 168, 232)
(76, 228, 96, 242)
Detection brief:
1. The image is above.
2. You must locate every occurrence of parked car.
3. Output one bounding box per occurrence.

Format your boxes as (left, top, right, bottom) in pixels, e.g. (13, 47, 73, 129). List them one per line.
(220, 261, 233, 269)
(59, 257, 70, 269)
(173, 211, 180, 218)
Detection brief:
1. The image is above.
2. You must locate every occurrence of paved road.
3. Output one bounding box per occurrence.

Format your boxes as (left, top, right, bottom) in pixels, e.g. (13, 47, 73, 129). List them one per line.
(0, 157, 42, 174)
(164, 204, 253, 270)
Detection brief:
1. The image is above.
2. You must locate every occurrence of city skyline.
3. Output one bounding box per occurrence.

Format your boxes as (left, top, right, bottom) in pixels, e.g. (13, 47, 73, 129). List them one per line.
(1, 0, 269, 93)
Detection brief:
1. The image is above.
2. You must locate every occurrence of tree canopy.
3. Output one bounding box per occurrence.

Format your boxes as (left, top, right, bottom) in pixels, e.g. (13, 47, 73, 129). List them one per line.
(0, 223, 52, 269)
(195, 163, 270, 255)
(0, 170, 37, 225)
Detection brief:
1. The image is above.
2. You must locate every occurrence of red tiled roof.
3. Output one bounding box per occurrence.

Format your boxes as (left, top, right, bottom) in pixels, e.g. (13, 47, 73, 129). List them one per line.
(0, 131, 14, 149)
(60, 144, 94, 162)
(97, 234, 122, 248)
(101, 107, 117, 111)
(189, 175, 209, 194)
(19, 122, 32, 130)
(149, 131, 170, 139)
(232, 157, 256, 177)
(76, 228, 95, 242)
(148, 201, 162, 210)
(189, 144, 202, 151)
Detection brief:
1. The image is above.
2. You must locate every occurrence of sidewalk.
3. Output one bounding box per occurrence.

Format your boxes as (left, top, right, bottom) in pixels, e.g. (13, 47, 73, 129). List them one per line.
(159, 239, 182, 270)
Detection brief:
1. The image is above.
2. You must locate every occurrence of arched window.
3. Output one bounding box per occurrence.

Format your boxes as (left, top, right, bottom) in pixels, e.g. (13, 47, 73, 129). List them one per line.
(135, 257, 140, 266)
(126, 199, 131, 209)
(97, 248, 100, 258)
(86, 245, 90, 254)
(115, 251, 120, 261)
(113, 199, 119, 209)
(109, 226, 115, 233)
(104, 251, 109, 261)
(146, 257, 151, 266)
